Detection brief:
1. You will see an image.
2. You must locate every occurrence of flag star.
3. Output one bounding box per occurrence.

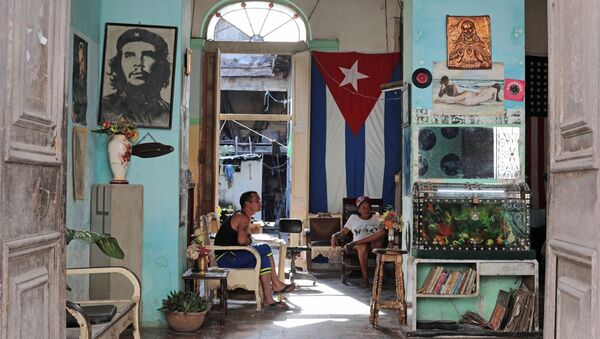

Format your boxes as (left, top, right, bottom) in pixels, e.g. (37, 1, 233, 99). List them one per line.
(339, 60, 369, 92)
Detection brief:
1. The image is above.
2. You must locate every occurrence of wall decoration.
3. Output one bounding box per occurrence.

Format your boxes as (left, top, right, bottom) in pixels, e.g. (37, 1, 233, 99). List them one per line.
(440, 153, 463, 177)
(446, 15, 492, 70)
(72, 127, 88, 200)
(99, 23, 178, 129)
(418, 156, 429, 176)
(184, 48, 192, 76)
(525, 56, 548, 117)
(432, 62, 504, 116)
(402, 84, 411, 128)
(418, 128, 437, 151)
(72, 34, 88, 125)
(414, 107, 522, 125)
(412, 68, 432, 88)
(504, 79, 526, 101)
(441, 127, 459, 139)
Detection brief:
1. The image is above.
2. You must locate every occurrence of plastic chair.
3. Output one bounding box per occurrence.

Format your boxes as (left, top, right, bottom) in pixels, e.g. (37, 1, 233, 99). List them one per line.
(278, 218, 317, 285)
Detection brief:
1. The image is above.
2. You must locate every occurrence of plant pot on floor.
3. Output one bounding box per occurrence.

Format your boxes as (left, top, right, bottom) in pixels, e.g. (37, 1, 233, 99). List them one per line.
(166, 311, 207, 332)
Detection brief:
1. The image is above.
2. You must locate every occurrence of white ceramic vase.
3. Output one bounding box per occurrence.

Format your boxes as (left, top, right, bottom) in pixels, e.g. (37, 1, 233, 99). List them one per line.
(107, 134, 132, 184)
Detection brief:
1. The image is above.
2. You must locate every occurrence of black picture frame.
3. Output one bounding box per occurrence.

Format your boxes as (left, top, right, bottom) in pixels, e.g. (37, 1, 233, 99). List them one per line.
(99, 23, 178, 129)
(401, 84, 411, 128)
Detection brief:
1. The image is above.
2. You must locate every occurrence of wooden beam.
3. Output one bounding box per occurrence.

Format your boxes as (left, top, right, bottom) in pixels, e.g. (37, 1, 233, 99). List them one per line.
(219, 114, 292, 122)
(203, 41, 308, 54)
(220, 77, 288, 92)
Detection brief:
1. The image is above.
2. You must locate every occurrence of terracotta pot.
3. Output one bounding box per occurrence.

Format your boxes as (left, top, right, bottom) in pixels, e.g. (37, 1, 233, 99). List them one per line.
(166, 311, 207, 332)
(107, 134, 132, 184)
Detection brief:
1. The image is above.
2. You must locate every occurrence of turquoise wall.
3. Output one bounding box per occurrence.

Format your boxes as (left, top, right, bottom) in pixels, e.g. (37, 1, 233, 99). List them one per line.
(66, 0, 102, 298)
(98, 0, 186, 326)
(404, 0, 526, 324)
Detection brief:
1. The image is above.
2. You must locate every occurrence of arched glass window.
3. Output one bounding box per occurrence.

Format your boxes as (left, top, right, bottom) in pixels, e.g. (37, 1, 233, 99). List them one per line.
(206, 1, 307, 42)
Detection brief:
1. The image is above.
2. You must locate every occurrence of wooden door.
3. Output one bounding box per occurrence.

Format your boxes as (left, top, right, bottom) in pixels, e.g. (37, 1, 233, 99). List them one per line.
(0, 0, 69, 337)
(545, 0, 600, 338)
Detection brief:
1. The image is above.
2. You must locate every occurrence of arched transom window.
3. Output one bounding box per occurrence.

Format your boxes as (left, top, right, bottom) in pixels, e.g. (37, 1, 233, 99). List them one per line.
(206, 1, 307, 42)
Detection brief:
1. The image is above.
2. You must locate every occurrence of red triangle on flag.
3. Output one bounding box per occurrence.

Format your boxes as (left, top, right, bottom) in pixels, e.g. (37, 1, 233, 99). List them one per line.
(312, 52, 400, 134)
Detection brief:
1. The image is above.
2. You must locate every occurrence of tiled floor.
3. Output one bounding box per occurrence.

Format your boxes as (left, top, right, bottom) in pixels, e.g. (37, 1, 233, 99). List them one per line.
(123, 269, 406, 338)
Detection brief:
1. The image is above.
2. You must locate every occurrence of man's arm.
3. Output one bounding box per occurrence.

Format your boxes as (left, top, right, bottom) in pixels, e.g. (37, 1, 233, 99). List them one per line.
(331, 227, 351, 248)
(231, 214, 252, 246)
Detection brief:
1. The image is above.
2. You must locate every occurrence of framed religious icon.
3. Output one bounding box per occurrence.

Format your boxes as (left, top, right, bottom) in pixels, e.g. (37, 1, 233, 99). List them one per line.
(99, 23, 178, 129)
(446, 15, 491, 70)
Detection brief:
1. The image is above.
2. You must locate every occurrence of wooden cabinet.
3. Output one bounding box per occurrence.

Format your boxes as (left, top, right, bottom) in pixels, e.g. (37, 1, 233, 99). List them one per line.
(407, 257, 539, 332)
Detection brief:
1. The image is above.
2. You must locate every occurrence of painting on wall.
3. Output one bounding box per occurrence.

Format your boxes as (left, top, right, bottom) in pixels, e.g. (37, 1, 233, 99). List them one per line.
(432, 62, 504, 116)
(72, 34, 88, 125)
(72, 127, 88, 200)
(99, 23, 178, 129)
(446, 15, 491, 70)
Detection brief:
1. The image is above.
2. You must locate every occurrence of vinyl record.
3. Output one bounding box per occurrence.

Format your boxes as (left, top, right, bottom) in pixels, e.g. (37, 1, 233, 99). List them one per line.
(418, 128, 437, 151)
(418, 156, 429, 176)
(441, 127, 459, 139)
(440, 153, 463, 177)
(412, 68, 432, 88)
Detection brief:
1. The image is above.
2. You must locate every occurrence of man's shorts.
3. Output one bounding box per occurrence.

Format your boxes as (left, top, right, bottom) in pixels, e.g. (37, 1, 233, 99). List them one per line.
(216, 243, 273, 275)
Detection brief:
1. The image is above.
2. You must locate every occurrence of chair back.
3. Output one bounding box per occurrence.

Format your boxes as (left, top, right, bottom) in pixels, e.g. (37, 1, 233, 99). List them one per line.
(342, 197, 384, 225)
(278, 218, 303, 234)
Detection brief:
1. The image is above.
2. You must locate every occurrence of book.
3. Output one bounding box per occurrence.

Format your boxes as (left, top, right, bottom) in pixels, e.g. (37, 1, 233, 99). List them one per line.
(489, 289, 511, 330)
(433, 271, 449, 294)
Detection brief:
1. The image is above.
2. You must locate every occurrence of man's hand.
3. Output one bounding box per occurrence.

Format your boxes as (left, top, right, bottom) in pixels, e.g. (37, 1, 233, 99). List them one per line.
(331, 234, 337, 248)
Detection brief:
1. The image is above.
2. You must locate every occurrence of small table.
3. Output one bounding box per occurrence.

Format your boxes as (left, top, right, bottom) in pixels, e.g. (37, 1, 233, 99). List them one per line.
(182, 268, 229, 326)
(369, 248, 407, 327)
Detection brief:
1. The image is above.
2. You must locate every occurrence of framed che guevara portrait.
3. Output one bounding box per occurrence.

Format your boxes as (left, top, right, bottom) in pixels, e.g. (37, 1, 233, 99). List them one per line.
(99, 23, 178, 129)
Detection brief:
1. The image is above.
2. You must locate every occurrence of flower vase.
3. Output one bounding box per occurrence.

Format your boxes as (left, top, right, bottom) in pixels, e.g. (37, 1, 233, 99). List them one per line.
(387, 228, 395, 249)
(197, 255, 208, 274)
(107, 134, 132, 184)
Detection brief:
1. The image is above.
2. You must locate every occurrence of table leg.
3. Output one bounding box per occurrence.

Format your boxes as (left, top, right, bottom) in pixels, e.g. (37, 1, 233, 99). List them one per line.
(394, 255, 406, 325)
(278, 244, 287, 282)
(219, 278, 227, 326)
(369, 254, 383, 327)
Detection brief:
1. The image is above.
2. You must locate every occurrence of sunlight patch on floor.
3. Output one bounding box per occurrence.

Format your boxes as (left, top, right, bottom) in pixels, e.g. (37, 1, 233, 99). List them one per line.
(273, 318, 349, 328)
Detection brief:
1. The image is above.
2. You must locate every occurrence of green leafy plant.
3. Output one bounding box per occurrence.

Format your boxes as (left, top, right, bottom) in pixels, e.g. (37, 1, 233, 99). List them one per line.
(66, 228, 124, 260)
(158, 290, 211, 314)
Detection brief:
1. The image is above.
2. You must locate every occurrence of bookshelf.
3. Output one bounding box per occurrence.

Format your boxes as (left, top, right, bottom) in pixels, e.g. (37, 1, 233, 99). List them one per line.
(407, 257, 539, 332)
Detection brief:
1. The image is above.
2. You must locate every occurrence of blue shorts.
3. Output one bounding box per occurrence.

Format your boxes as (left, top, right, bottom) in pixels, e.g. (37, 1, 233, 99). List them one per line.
(216, 243, 273, 275)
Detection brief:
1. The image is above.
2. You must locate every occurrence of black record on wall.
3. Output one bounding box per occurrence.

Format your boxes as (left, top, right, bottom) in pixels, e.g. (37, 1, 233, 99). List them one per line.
(440, 153, 463, 176)
(418, 128, 437, 151)
(441, 127, 459, 139)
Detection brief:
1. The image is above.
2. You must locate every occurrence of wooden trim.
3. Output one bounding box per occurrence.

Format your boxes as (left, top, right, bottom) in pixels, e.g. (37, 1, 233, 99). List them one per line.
(219, 114, 292, 122)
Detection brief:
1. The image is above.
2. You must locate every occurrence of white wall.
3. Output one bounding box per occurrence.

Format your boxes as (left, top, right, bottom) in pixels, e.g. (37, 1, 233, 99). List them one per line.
(218, 159, 263, 219)
(192, 0, 402, 52)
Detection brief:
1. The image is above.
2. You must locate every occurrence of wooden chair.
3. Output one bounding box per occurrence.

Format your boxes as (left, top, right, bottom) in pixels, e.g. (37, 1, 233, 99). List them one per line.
(196, 214, 264, 311)
(339, 197, 384, 284)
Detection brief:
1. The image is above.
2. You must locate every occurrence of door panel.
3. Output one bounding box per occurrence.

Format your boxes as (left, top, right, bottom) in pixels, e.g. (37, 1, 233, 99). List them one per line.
(546, 0, 600, 338)
(0, 0, 68, 337)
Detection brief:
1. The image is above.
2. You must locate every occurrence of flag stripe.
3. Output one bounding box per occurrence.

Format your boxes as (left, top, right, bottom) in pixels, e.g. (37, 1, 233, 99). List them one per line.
(309, 61, 328, 213)
(382, 65, 403, 207)
(326, 87, 347, 213)
(345, 120, 365, 199)
(364, 97, 386, 199)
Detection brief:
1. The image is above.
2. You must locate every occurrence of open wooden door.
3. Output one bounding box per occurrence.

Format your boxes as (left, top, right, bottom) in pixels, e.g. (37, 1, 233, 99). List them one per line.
(545, 0, 600, 337)
(0, 0, 69, 337)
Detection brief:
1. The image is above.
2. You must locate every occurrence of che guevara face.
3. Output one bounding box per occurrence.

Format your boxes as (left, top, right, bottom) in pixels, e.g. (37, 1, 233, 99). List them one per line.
(121, 41, 157, 87)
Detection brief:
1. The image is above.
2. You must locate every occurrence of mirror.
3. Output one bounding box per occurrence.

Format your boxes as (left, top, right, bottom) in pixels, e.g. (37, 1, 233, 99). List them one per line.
(417, 126, 520, 180)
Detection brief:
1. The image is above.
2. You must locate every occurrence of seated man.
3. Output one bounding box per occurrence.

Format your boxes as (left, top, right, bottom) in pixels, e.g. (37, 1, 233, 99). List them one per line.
(214, 191, 295, 310)
(330, 196, 387, 288)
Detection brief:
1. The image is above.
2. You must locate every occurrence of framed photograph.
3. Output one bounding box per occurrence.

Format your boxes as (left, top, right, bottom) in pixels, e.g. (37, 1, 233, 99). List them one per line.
(446, 15, 491, 70)
(99, 23, 178, 129)
(401, 84, 411, 128)
(72, 34, 88, 125)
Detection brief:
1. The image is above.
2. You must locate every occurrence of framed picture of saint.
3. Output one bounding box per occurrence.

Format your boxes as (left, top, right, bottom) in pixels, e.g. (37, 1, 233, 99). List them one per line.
(446, 16, 492, 70)
(72, 34, 88, 125)
(99, 23, 178, 129)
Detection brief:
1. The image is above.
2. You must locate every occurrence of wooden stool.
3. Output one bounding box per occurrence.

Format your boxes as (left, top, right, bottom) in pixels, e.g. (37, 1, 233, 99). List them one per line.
(369, 248, 407, 327)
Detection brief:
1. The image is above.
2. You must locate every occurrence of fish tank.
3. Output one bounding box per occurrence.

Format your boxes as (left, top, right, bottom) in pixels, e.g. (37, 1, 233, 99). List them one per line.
(412, 182, 535, 259)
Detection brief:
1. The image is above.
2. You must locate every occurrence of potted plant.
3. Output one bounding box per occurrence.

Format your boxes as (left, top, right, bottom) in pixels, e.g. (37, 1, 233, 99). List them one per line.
(159, 290, 211, 332)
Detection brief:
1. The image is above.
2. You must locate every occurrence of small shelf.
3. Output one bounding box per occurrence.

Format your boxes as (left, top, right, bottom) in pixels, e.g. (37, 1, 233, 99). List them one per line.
(416, 292, 478, 298)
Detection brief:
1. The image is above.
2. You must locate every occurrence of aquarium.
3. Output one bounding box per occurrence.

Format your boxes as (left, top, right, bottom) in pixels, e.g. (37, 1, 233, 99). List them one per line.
(412, 182, 531, 254)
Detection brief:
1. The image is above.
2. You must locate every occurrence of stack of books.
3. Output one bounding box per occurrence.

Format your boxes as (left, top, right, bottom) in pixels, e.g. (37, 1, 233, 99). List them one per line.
(417, 266, 477, 295)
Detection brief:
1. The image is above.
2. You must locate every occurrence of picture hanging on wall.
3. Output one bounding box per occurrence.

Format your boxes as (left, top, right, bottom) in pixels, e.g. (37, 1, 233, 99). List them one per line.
(72, 127, 88, 200)
(72, 34, 88, 125)
(432, 61, 504, 116)
(99, 23, 178, 129)
(446, 15, 492, 70)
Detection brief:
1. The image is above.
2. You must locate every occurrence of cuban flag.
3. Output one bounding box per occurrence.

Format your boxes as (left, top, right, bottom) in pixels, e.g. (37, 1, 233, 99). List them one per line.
(309, 51, 402, 214)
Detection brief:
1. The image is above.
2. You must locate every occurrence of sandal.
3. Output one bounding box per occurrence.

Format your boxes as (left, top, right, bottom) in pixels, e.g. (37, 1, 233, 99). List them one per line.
(264, 301, 289, 311)
(274, 283, 296, 293)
